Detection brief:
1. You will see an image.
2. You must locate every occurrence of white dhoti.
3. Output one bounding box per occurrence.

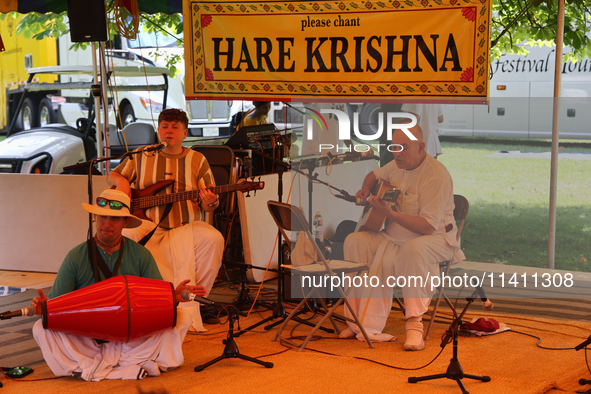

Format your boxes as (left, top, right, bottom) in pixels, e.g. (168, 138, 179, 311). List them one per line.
(343, 231, 456, 341)
(33, 309, 192, 381)
(124, 220, 224, 332)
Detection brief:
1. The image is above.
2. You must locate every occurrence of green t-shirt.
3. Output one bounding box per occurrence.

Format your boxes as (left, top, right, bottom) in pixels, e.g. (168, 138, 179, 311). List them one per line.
(49, 237, 163, 299)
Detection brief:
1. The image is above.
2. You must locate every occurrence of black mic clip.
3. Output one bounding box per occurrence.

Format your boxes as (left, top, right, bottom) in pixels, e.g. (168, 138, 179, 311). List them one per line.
(144, 140, 169, 154)
(335, 193, 359, 204)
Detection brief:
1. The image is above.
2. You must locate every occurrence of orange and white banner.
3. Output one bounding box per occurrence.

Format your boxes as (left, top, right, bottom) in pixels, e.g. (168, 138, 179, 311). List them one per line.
(184, 0, 491, 102)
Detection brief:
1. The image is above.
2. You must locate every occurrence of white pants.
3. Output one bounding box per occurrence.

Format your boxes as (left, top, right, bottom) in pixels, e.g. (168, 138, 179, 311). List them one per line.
(124, 220, 224, 332)
(33, 309, 192, 381)
(343, 231, 456, 341)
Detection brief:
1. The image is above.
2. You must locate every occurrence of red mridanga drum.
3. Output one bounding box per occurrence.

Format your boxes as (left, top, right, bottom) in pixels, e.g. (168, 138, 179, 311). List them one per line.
(41, 275, 177, 343)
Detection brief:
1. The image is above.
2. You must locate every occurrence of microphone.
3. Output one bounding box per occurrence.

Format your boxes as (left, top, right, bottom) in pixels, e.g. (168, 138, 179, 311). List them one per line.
(181, 290, 216, 306)
(326, 151, 363, 161)
(144, 140, 169, 153)
(0, 306, 35, 320)
(575, 336, 591, 351)
(335, 194, 366, 205)
(475, 286, 494, 311)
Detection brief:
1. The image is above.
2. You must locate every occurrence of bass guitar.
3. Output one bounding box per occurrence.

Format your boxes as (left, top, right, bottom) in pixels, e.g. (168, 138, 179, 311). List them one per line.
(129, 179, 264, 220)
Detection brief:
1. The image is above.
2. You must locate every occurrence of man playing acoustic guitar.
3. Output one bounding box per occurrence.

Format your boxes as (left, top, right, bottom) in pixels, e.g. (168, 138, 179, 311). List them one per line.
(108, 109, 224, 332)
(341, 124, 465, 351)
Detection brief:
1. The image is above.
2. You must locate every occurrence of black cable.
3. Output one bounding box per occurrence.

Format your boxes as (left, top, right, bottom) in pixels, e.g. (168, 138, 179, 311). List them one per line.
(279, 333, 447, 371)
(506, 329, 586, 351)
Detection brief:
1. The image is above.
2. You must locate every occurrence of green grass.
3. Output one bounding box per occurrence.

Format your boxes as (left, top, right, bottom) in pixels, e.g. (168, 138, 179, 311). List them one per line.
(438, 137, 591, 272)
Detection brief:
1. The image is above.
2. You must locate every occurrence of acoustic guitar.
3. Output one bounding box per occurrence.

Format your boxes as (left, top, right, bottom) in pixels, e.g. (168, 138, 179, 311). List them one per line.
(129, 179, 264, 220)
(354, 180, 401, 233)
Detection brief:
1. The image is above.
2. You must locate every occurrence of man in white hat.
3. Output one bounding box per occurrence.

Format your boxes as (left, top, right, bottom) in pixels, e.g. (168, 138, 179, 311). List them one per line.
(30, 189, 206, 381)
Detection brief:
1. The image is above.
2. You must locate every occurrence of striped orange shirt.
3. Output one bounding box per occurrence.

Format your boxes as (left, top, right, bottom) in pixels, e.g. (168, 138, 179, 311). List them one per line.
(113, 148, 215, 229)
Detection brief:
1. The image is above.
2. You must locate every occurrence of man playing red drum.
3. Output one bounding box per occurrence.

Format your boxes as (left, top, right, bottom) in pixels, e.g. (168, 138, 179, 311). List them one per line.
(30, 189, 205, 381)
(109, 109, 223, 332)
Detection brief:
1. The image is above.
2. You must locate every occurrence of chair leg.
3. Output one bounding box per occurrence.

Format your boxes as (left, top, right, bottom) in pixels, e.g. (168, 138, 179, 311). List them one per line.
(296, 298, 346, 351)
(425, 262, 453, 340)
(392, 293, 406, 314)
(341, 297, 375, 349)
(273, 292, 317, 342)
(424, 284, 445, 340)
(315, 297, 342, 334)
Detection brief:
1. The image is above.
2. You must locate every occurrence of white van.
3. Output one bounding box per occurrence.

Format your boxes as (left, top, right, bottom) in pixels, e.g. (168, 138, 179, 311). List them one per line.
(263, 44, 591, 141)
(55, 27, 185, 129)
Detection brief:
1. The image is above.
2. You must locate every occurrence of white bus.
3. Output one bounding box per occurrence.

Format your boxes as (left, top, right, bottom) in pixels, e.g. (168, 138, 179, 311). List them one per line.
(440, 44, 591, 140)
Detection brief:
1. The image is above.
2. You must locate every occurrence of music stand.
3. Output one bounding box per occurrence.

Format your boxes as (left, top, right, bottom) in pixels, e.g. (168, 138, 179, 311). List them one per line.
(408, 290, 491, 393)
(194, 306, 273, 372)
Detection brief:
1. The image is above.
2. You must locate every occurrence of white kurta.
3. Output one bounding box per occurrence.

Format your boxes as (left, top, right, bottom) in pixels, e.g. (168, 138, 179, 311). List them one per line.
(33, 309, 192, 381)
(124, 220, 224, 332)
(343, 155, 465, 341)
(343, 231, 457, 341)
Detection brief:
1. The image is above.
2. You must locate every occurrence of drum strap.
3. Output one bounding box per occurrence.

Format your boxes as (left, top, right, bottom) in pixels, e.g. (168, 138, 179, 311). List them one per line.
(138, 202, 173, 246)
(87, 237, 125, 283)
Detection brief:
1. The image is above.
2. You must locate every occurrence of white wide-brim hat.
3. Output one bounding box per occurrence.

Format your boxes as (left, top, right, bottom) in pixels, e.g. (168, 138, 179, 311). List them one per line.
(82, 189, 142, 228)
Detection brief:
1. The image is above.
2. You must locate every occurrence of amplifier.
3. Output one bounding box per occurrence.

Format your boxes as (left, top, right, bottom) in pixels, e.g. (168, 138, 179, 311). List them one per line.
(248, 141, 275, 150)
(226, 123, 276, 149)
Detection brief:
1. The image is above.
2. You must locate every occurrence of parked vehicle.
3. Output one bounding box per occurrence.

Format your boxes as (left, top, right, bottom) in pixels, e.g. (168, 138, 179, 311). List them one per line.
(439, 44, 591, 140)
(0, 65, 171, 174)
(0, 14, 184, 134)
(263, 44, 591, 141)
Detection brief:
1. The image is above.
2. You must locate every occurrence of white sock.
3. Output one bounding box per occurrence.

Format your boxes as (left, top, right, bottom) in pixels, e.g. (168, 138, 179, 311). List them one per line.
(404, 317, 425, 351)
(339, 327, 356, 339)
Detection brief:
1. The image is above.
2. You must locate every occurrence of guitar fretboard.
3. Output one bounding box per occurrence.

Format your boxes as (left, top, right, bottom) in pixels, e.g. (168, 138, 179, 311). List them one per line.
(131, 184, 254, 210)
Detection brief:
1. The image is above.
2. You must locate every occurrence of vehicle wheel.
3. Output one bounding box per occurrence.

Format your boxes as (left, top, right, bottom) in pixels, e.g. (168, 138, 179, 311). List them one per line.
(358, 103, 382, 137)
(38, 98, 57, 127)
(19, 98, 39, 130)
(119, 104, 136, 128)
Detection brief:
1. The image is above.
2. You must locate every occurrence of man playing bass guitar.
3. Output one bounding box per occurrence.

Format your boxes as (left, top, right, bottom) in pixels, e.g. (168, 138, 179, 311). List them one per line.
(108, 108, 223, 332)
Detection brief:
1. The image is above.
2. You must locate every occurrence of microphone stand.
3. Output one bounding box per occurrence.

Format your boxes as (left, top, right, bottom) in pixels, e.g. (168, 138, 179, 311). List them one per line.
(63, 147, 159, 240)
(408, 290, 491, 393)
(194, 306, 273, 371)
(292, 155, 361, 226)
(576, 336, 591, 393)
